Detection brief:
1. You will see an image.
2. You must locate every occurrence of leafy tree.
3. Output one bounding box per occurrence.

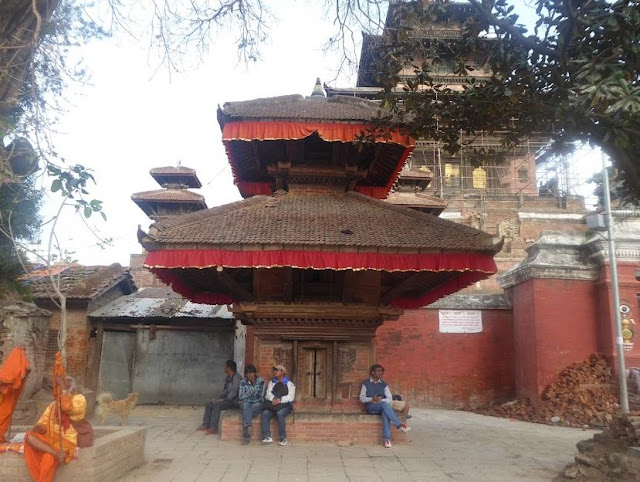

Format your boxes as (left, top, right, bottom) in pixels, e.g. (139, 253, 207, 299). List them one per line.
(0, 0, 107, 363)
(0, 174, 42, 297)
(365, 0, 639, 202)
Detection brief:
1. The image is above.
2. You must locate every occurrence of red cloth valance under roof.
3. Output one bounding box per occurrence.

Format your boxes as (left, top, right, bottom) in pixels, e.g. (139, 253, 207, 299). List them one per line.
(144, 248, 497, 309)
(222, 121, 415, 199)
(222, 121, 414, 145)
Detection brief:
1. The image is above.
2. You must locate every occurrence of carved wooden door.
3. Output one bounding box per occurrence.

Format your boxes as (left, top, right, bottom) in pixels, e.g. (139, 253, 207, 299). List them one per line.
(301, 346, 327, 399)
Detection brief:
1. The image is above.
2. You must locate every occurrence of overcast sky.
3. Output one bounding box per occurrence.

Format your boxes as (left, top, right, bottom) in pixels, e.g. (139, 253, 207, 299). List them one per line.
(38, 1, 358, 267)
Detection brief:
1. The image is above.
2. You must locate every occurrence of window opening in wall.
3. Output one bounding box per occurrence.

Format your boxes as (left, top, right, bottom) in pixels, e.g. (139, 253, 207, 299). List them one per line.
(518, 167, 529, 182)
(444, 163, 461, 187)
(472, 167, 487, 189)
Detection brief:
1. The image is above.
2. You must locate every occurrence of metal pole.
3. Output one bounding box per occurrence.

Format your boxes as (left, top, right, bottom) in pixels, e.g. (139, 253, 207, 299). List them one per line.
(602, 157, 629, 414)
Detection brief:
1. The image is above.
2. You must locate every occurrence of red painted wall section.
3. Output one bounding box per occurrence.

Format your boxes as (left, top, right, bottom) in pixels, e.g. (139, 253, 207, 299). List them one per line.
(532, 278, 599, 401)
(506, 280, 538, 402)
(374, 308, 514, 409)
(509, 278, 599, 403)
(596, 262, 640, 369)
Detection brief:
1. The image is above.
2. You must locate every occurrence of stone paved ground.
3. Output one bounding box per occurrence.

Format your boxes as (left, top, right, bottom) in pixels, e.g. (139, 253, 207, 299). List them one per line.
(111, 405, 591, 482)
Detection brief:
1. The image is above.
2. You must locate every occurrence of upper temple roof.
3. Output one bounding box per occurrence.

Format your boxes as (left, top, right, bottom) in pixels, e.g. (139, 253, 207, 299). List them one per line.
(217, 94, 384, 125)
(150, 165, 202, 188)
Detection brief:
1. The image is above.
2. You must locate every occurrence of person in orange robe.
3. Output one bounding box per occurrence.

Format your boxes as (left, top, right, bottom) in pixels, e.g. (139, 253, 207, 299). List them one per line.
(24, 376, 87, 482)
(0, 345, 30, 442)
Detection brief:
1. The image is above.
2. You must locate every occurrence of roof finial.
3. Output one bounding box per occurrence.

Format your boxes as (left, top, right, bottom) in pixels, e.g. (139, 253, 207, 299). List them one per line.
(176, 160, 182, 168)
(311, 78, 325, 98)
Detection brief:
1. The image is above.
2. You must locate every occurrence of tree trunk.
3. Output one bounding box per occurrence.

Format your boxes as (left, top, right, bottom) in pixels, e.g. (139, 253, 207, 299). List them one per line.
(0, 0, 60, 118)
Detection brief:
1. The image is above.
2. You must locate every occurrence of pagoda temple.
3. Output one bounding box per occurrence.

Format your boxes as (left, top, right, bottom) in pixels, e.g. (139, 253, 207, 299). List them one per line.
(139, 90, 501, 412)
(132, 164, 207, 221)
(325, 0, 588, 291)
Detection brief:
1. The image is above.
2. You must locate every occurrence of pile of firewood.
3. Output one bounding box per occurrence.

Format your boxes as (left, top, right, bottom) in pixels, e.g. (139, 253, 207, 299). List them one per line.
(476, 353, 620, 427)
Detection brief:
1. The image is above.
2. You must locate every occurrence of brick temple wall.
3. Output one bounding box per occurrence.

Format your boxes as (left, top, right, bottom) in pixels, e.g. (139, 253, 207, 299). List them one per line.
(507, 278, 599, 403)
(45, 305, 92, 384)
(375, 308, 515, 409)
(130, 253, 164, 288)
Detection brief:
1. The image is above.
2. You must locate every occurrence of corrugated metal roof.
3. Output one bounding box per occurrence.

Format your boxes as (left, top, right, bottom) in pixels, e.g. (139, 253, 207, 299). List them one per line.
(89, 288, 232, 320)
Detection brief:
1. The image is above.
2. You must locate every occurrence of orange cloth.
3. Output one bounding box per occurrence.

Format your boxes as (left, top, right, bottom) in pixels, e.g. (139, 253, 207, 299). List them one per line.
(24, 394, 86, 482)
(24, 432, 59, 482)
(0, 346, 30, 442)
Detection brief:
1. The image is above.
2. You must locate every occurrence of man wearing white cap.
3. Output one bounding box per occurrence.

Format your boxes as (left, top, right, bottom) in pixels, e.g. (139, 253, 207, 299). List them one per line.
(261, 364, 296, 446)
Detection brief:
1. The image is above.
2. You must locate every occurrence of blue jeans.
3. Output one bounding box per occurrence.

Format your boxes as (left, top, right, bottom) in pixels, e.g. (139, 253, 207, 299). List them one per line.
(241, 402, 263, 432)
(366, 401, 401, 442)
(261, 406, 292, 440)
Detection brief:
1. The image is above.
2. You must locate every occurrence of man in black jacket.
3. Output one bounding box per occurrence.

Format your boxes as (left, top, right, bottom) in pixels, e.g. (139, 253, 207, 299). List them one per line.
(198, 360, 241, 435)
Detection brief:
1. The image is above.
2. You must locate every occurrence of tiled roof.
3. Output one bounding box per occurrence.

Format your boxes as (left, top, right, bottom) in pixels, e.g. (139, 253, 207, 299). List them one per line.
(218, 95, 383, 124)
(23, 263, 135, 300)
(131, 189, 206, 203)
(146, 191, 496, 253)
(385, 191, 446, 210)
(89, 287, 232, 320)
(398, 169, 433, 181)
(150, 166, 197, 175)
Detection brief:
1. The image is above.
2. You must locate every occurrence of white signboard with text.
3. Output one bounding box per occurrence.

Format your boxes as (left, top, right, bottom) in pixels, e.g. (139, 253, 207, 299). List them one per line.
(438, 310, 483, 333)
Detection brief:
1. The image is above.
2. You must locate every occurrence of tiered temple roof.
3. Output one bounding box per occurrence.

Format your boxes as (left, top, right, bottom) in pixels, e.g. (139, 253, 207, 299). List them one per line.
(140, 90, 501, 309)
(132, 164, 207, 220)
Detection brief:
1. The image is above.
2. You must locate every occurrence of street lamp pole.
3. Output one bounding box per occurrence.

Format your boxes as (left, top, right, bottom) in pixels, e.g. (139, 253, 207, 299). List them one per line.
(602, 158, 629, 414)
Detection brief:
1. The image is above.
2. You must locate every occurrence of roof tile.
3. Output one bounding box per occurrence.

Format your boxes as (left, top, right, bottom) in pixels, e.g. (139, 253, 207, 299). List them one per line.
(147, 192, 495, 253)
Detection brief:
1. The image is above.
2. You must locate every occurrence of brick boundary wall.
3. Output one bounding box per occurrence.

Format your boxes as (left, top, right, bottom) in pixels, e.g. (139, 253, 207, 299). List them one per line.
(0, 426, 145, 482)
(375, 308, 515, 409)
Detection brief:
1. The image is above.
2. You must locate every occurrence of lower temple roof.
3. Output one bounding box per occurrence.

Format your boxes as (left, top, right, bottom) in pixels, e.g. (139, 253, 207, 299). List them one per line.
(140, 191, 501, 309)
(141, 190, 495, 253)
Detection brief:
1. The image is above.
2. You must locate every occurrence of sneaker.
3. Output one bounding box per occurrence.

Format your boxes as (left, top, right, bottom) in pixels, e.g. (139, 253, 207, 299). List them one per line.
(205, 428, 217, 435)
(241, 437, 250, 445)
(384, 440, 392, 448)
(262, 436, 273, 444)
(278, 438, 287, 446)
(398, 424, 411, 433)
(196, 425, 209, 432)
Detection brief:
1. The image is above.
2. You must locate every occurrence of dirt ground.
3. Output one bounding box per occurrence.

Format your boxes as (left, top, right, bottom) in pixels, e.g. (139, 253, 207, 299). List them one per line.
(102, 405, 592, 481)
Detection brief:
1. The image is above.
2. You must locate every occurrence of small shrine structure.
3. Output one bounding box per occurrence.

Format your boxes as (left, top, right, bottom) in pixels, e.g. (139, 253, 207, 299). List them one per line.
(139, 91, 501, 412)
(132, 164, 207, 221)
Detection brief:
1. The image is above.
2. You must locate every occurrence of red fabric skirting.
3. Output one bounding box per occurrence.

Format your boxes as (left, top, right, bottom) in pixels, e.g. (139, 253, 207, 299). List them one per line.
(222, 122, 415, 146)
(145, 249, 496, 272)
(221, 121, 415, 199)
(145, 249, 497, 308)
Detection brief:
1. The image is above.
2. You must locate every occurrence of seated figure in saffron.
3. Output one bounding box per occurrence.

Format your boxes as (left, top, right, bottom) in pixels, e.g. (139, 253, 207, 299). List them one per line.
(24, 376, 87, 482)
(0, 346, 30, 442)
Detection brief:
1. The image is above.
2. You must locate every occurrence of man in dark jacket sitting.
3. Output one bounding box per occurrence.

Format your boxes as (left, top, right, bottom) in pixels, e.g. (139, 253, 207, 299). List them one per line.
(198, 360, 241, 435)
(359, 364, 411, 448)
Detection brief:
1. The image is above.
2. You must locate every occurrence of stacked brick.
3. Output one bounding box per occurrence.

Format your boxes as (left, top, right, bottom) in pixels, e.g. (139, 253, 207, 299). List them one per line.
(476, 353, 620, 427)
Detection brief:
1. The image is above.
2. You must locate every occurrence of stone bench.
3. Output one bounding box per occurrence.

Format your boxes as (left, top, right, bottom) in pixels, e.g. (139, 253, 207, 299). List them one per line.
(219, 410, 409, 444)
(0, 425, 145, 482)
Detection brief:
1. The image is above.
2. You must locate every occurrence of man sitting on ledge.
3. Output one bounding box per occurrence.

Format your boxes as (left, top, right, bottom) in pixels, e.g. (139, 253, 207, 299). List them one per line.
(261, 364, 295, 446)
(360, 364, 411, 448)
(198, 360, 241, 435)
(239, 364, 264, 445)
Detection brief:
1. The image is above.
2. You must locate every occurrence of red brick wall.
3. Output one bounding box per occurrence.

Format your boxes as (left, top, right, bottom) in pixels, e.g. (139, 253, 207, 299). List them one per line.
(46, 306, 91, 384)
(375, 308, 514, 409)
(507, 280, 537, 402)
(130, 253, 164, 288)
(595, 262, 640, 369)
(508, 278, 599, 403)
